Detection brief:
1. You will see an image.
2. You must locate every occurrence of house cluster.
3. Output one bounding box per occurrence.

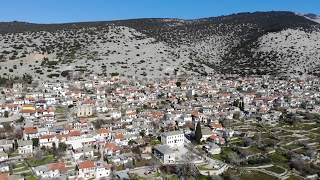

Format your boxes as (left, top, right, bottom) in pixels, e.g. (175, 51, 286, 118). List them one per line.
(0, 74, 319, 179)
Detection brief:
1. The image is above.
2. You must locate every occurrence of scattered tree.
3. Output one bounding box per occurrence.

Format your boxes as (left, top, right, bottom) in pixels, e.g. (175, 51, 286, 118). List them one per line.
(32, 138, 39, 147)
(139, 130, 146, 137)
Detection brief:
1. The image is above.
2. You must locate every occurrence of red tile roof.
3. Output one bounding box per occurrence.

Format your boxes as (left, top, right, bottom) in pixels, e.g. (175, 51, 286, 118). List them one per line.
(0, 174, 9, 180)
(78, 160, 95, 169)
(209, 122, 223, 129)
(105, 143, 119, 152)
(21, 109, 36, 114)
(209, 134, 219, 140)
(114, 133, 124, 140)
(22, 104, 35, 107)
(40, 134, 55, 139)
(48, 162, 67, 172)
(97, 128, 110, 135)
(83, 99, 95, 105)
(47, 107, 55, 112)
(24, 127, 38, 134)
(68, 130, 81, 137)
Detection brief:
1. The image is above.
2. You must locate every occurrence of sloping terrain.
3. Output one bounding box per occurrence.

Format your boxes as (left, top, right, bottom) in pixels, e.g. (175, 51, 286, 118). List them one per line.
(303, 13, 320, 24)
(0, 11, 319, 81)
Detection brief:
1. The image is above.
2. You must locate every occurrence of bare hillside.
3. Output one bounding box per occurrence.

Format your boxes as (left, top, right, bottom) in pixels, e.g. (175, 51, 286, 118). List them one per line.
(0, 11, 319, 81)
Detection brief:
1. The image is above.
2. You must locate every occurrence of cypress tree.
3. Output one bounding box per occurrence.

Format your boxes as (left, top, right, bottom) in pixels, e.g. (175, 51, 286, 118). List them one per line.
(195, 122, 202, 144)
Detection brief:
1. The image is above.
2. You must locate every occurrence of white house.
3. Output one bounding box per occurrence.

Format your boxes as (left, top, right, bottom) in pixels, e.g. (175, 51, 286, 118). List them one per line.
(95, 128, 112, 140)
(78, 160, 96, 179)
(76, 104, 94, 117)
(161, 131, 184, 147)
(154, 144, 176, 164)
(104, 143, 120, 157)
(72, 147, 94, 161)
(204, 143, 221, 155)
(34, 162, 67, 178)
(39, 134, 59, 148)
(110, 111, 122, 119)
(201, 127, 213, 141)
(17, 140, 33, 155)
(0, 163, 9, 173)
(77, 160, 111, 180)
(23, 127, 39, 140)
(0, 140, 14, 152)
(95, 161, 111, 179)
(0, 152, 8, 162)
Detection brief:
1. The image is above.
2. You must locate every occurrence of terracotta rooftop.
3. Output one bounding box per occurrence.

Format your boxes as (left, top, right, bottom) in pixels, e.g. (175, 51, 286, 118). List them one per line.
(40, 134, 55, 139)
(209, 122, 223, 129)
(105, 143, 119, 152)
(21, 109, 36, 114)
(97, 128, 110, 134)
(114, 133, 124, 140)
(0, 173, 9, 180)
(78, 160, 95, 169)
(24, 127, 38, 134)
(48, 162, 67, 172)
(68, 130, 81, 137)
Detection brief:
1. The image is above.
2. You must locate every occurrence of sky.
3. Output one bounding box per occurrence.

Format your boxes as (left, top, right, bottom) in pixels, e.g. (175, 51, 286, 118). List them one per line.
(0, 0, 319, 23)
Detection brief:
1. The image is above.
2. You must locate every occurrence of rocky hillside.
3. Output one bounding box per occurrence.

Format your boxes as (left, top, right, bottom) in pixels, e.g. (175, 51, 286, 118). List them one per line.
(0, 11, 319, 82)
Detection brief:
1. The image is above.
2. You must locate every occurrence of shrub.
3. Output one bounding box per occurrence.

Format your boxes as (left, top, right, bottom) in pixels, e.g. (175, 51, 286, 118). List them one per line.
(110, 72, 119, 77)
(61, 70, 71, 77)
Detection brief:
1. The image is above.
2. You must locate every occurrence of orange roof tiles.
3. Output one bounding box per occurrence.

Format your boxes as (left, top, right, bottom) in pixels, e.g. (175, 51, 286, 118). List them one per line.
(97, 128, 110, 134)
(48, 162, 67, 172)
(191, 111, 199, 116)
(126, 111, 136, 116)
(210, 122, 223, 129)
(78, 160, 95, 169)
(21, 109, 36, 114)
(1, 104, 18, 108)
(24, 127, 38, 134)
(68, 130, 81, 137)
(209, 134, 219, 140)
(56, 134, 67, 140)
(114, 133, 124, 140)
(0, 174, 9, 180)
(79, 118, 88, 124)
(150, 111, 164, 118)
(105, 143, 119, 152)
(47, 107, 55, 112)
(83, 99, 95, 105)
(40, 134, 55, 139)
(22, 104, 35, 108)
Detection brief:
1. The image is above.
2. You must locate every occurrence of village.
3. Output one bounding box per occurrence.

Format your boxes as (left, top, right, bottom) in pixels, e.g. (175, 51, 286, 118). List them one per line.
(0, 74, 319, 180)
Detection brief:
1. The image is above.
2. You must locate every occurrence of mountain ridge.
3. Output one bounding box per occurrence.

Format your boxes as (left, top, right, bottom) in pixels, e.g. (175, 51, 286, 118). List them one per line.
(0, 11, 319, 81)
(1, 11, 318, 33)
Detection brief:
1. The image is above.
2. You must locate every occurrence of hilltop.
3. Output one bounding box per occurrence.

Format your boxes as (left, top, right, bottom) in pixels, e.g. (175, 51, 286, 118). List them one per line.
(0, 11, 319, 82)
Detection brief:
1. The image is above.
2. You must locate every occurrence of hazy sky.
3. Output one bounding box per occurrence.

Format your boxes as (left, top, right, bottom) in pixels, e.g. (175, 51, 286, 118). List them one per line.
(1, 0, 319, 23)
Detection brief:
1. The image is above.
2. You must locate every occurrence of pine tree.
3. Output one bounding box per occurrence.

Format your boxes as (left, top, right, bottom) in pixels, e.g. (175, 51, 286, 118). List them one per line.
(14, 140, 18, 150)
(4, 111, 9, 118)
(195, 122, 202, 144)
